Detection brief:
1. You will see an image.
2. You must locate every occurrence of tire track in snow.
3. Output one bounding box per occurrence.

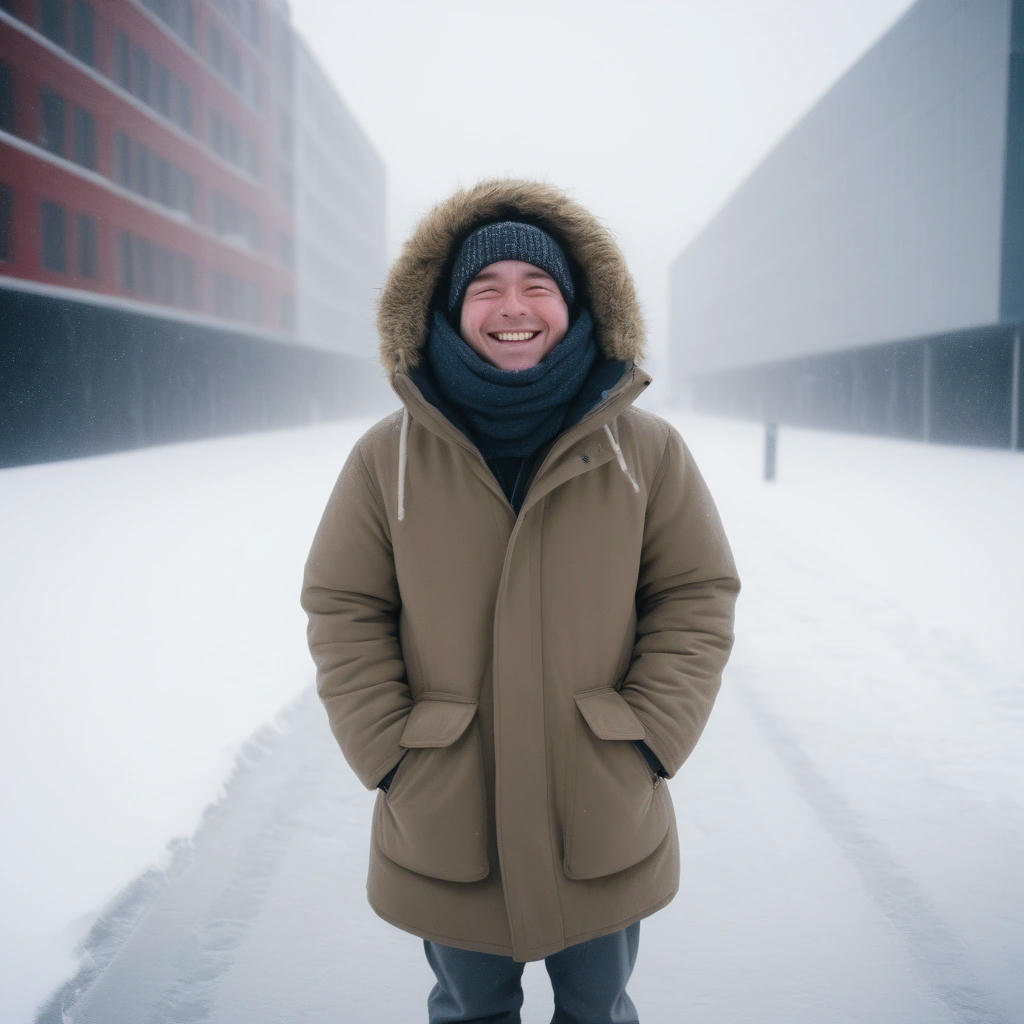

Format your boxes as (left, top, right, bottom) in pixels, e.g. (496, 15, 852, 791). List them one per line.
(144, 738, 323, 1024)
(735, 677, 1010, 1024)
(40, 689, 326, 1024)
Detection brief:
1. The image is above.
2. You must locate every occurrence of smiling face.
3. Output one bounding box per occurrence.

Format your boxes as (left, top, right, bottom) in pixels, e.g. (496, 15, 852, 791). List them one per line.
(458, 260, 570, 372)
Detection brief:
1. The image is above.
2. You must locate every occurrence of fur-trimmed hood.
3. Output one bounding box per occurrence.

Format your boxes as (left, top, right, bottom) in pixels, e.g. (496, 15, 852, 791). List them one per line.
(377, 179, 645, 376)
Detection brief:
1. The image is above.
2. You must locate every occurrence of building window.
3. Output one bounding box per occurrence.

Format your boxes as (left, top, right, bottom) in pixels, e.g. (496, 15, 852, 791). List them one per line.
(76, 212, 96, 277)
(211, 190, 225, 234)
(276, 164, 292, 205)
(71, 106, 95, 169)
(40, 199, 66, 272)
(143, 0, 195, 48)
(210, 190, 261, 250)
(39, 87, 64, 156)
(179, 170, 194, 217)
(155, 245, 174, 303)
(179, 253, 196, 307)
(114, 30, 131, 90)
(0, 63, 12, 134)
(39, 0, 65, 46)
(71, 0, 93, 65)
(276, 232, 293, 269)
(112, 132, 195, 219)
(152, 61, 171, 118)
(0, 183, 12, 262)
(242, 136, 259, 178)
(182, 0, 195, 46)
(117, 230, 133, 290)
(172, 79, 191, 132)
(134, 141, 151, 198)
(244, 279, 260, 322)
(208, 106, 259, 177)
(114, 132, 132, 187)
(210, 108, 223, 154)
(245, 0, 259, 45)
(111, 30, 193, 133)
(155, 156, 171, 207)
(223, 118, 238, 163)
(209, 25, 222, 72)
(213, 270, 232, 316)
(280, 293, 295, 331)
(133, 47, 151, 104)
(119, 42, 189, 129)
(243, 207, 259, 249)
(136, 236, 154, 297)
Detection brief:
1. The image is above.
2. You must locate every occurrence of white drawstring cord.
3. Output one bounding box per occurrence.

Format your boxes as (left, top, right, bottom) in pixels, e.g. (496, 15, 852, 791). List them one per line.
(397, 408, 409, 521)
(603, 423, 640, 493)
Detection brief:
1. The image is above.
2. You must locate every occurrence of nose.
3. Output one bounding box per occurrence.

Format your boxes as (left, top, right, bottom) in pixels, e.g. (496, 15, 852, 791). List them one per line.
(500, 287, 528, 317)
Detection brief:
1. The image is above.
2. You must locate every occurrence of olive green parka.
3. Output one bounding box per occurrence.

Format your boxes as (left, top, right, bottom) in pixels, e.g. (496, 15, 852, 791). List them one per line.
(301, 179, 739, 962)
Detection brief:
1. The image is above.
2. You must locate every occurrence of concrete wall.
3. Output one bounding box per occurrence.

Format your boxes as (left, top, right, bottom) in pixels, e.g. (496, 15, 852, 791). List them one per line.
(671, 0, 1013, 376)
(689, 325, 1022, 450)
(1000, 1, 1024, 319)
(0, 289, 392, 468)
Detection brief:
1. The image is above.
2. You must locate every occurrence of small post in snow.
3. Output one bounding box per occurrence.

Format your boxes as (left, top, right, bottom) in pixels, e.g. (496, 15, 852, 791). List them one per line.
(1011, 328, 1020, 451)
(764, 422, 778, 482)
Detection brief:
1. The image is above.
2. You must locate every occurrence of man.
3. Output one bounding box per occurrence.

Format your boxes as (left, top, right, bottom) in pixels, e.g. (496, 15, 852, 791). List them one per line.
(301, 179, 739, 1023)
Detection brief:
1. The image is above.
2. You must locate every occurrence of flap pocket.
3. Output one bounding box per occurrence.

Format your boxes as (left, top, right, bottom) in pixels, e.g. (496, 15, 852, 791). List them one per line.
(400, 696, 478, 749)
(574, 689, 646, 741)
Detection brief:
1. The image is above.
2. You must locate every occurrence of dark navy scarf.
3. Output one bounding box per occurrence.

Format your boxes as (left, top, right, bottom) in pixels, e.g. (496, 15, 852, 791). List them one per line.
(425, 307, 598, 458)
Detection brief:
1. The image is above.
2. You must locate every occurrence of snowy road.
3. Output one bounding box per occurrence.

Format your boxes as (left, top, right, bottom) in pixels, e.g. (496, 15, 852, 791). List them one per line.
(6, 413, 1022, 1023)
(40, 681, 981, 1024)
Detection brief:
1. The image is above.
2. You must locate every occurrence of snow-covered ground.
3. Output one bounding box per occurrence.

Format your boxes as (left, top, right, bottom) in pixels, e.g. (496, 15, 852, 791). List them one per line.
(2, 411, 1021, 1023)
(696, 418, 1024, 1024)
(0, 420, 372, 1023)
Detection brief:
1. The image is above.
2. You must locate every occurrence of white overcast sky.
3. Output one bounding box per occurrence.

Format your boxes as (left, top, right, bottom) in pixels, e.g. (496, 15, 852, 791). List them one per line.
(287, 0, 917, 368)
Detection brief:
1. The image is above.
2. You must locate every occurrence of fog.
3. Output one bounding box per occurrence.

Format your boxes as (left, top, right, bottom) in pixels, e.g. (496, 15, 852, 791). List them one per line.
(288, 0, 917, 370)
(3, 0, 1022, 1021)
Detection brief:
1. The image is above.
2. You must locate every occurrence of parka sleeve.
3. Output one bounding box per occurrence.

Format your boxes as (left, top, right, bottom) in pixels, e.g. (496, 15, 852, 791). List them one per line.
(619, 426, 740, 779)
(300, 441, 412, 790)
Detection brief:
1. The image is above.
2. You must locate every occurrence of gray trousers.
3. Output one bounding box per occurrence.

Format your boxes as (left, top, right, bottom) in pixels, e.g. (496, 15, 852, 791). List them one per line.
(423, 922, 641, 1024)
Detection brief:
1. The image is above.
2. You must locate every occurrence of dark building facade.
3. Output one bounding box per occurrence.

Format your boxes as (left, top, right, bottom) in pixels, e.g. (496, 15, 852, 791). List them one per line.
(670, 0, 1024, 450)
(0, 0, 388, 467)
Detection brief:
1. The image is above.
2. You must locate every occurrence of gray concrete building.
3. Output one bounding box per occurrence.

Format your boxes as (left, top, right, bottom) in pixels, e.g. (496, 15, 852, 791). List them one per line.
(291, 36, 387, 362)
(670, 0, 1023, 449)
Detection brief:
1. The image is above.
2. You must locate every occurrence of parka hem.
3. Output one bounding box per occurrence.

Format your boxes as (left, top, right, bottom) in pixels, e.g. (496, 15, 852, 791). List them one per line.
(367, 886, 678, 963)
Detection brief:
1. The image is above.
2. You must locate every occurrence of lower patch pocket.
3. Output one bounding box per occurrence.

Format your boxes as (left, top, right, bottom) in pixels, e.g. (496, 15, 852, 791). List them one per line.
(375, 695, 489, 882)
(563, 688, 670, 880)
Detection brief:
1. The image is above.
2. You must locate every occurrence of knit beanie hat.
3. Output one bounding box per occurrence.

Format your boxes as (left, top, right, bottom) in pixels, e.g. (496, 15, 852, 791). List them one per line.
(447, 221, 575, 313)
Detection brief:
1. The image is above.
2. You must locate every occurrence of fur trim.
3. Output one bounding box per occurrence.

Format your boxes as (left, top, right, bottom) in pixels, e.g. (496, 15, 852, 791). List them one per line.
(378, 179, 645, 375)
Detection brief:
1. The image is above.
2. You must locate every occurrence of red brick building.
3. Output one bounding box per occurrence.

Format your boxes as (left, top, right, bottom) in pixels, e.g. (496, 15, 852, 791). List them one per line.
(0, 0, 387, 466)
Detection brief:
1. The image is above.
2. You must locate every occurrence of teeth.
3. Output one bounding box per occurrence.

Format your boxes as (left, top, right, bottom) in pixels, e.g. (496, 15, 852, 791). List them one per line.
(493, 332, 537, 341)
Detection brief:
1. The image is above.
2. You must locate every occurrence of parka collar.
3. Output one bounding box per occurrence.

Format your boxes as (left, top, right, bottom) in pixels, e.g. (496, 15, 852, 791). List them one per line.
(392, 364, 651, 520)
